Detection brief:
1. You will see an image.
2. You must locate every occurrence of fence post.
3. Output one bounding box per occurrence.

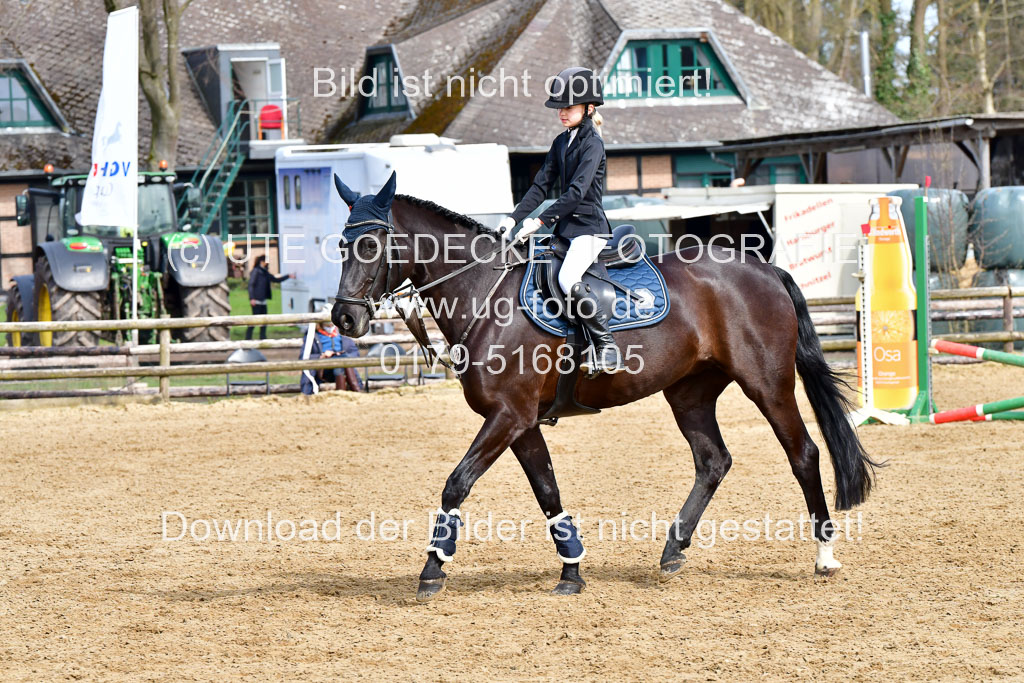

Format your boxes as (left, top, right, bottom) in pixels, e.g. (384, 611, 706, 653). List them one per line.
(1004, 288, 1014, 354)
(159, 320, 170, 402)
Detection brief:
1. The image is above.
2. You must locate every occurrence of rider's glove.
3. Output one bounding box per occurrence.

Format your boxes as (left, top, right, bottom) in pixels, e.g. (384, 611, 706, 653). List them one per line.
(515, 217, 543, 244)
(497, 216, 516, 239)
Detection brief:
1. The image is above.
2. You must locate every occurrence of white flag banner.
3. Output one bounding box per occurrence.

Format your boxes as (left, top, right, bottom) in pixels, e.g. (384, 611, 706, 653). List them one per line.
(79, 6, 139, 229)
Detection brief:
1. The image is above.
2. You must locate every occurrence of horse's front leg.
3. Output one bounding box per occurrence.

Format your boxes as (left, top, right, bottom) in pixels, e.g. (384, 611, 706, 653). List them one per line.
(510, 425, 586, 595)
(416, 408, 529, 602)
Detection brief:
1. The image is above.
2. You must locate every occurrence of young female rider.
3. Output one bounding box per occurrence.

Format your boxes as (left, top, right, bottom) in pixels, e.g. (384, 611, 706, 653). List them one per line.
(498, 66, 623, 374)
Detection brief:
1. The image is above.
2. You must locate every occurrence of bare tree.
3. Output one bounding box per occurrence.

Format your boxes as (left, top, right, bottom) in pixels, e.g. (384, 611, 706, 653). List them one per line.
(969, 0, 998, 113)
(905, 0, 932, 112)
(104, 0, 193, 171)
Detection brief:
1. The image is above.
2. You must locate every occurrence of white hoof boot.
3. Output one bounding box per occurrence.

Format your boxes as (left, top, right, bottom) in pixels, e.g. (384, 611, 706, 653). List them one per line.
(814, 539, 842, 577)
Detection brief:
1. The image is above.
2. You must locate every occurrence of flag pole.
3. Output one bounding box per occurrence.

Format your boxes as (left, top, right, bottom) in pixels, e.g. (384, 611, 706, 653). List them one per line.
(128, 9, 140, 346)
(79, 6, 140, 345)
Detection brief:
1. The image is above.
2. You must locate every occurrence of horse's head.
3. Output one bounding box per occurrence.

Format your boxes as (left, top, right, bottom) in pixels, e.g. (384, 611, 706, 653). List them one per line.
(331, 171, 398, 337)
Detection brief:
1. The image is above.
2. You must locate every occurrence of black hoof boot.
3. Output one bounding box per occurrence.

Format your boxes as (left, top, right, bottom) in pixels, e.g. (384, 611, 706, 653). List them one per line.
(552, 577, 586, 595)
(552, 563, 586, 595)
(416, 574, 447, 602)
(659, 553, 686, 583)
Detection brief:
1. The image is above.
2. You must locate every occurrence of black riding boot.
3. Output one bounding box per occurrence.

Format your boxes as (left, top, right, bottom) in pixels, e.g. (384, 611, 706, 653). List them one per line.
(569, 282, 624, 375)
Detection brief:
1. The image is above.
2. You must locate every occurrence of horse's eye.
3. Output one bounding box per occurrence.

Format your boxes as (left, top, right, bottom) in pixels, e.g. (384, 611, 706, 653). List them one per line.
(355, 235, 383, 258)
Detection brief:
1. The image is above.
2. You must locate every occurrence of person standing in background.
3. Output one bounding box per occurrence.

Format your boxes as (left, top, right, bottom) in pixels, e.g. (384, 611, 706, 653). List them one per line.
(246, 255, 293, 340)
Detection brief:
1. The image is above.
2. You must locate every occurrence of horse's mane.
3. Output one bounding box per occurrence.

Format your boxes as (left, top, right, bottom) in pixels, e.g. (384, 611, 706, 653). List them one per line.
(395, 194, 499, 236)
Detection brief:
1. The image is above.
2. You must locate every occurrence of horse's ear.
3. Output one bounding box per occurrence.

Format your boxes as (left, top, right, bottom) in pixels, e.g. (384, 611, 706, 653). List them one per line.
(373, 171, 397, 210)
(334, 174, 360, 207)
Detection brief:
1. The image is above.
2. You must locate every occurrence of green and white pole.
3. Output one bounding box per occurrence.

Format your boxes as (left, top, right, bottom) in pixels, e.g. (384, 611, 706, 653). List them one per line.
(907, 180, 936, 423)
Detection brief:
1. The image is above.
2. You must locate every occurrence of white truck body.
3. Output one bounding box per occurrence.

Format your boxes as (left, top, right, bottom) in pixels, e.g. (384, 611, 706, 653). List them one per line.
(274, 135, 514, 314)
(661, 183, 918, 298)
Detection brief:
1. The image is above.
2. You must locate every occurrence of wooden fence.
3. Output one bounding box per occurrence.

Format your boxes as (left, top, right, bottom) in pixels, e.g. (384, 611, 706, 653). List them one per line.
(0, 285, 1021, 402)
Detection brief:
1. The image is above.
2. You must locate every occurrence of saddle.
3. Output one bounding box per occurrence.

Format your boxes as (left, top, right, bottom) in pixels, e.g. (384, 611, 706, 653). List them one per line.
(531, 225, 643, 424)
(533, 224, 643, 318)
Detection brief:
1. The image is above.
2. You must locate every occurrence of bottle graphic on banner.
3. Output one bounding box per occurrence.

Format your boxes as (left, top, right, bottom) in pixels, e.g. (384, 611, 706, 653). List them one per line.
(856, 196, 918, 410)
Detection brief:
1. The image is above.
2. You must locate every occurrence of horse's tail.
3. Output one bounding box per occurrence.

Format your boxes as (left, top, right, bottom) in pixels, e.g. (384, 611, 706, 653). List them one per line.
(773, 266, 880, 510)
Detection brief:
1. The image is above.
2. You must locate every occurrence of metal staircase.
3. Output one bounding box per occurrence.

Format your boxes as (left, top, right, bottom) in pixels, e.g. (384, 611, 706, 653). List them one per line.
(179, 99, 248, 235)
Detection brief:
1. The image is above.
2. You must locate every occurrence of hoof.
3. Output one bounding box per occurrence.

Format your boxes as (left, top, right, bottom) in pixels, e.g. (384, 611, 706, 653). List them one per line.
(814, 565, 841, 578)
(658, 555, 686, 583)
(416, 577, 447, 602)
(551, 578, 586, 595)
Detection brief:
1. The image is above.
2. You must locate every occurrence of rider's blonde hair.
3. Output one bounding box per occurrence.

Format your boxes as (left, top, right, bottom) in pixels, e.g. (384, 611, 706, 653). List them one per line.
(588, 105, 603, 136)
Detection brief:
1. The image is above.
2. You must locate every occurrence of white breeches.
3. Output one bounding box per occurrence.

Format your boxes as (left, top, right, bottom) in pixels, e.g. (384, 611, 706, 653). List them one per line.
(558, 235, 609, 295)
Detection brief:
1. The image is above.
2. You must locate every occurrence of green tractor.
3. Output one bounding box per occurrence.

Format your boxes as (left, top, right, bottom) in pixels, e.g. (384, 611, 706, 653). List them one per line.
(7, 171, 231, 346)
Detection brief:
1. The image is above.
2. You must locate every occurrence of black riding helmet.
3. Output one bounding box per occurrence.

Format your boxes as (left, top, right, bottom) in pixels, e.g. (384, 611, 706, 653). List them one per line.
(545, 67, 604, 108)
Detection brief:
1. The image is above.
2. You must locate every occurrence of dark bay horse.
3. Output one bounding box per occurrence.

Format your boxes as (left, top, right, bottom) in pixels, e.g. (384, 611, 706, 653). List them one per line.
(330, 172, 878, 602)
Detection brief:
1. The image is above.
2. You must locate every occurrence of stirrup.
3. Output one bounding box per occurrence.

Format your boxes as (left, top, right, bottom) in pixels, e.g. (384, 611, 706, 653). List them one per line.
(581, 345, 625, 375)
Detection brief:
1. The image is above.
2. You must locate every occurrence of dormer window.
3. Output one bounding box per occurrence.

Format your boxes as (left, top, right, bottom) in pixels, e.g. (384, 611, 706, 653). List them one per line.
(0, 63, 60, 130)
(362, 49, 407, 116)
(606, 38, 739, 99)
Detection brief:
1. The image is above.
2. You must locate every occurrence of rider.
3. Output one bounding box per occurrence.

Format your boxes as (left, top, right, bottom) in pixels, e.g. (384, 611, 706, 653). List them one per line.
(498, 66, 624, 374)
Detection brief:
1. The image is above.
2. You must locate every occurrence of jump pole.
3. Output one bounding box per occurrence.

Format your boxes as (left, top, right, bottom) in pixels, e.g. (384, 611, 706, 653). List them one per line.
(928, 338, 1024, 423)
(931, 339, 1024, 368)
(970, 412, 1024, 422)
(906, 182, 936, 423)
(930, 396, 1024, 424)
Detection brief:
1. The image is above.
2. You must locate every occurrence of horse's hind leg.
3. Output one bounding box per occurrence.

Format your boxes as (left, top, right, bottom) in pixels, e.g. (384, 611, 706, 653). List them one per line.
(510, 426, 586, 595)
(734, 371, 840, 577)
(659, 372, 733, 582)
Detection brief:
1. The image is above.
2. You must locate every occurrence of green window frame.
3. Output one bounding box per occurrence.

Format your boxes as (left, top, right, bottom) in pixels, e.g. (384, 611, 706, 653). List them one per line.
(674, 153, 734, 188)
(222, 177, 275, 237)
(363, 53, 407, 115)
(0, 69, 57, 128)
(606, 39, 739, 99)
(748, 156, 808, 185)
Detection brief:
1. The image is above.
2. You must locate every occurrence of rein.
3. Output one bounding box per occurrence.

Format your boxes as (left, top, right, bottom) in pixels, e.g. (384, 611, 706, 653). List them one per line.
(332, 217, 526, 375)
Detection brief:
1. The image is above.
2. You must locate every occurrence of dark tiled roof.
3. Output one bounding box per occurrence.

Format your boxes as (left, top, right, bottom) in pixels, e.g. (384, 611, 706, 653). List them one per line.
(445, 0, 897, 148)
(444, 0, 619, 147)
(384, 0, 499, 42)
(601, 0, 899, 143)
(0, 0, 403, 171)
(1, 0, 898, 173)
(333, 0, 546, 142)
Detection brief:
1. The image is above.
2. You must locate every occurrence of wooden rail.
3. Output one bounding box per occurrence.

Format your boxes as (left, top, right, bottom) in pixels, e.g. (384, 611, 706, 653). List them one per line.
(0, 284, 1020, 402)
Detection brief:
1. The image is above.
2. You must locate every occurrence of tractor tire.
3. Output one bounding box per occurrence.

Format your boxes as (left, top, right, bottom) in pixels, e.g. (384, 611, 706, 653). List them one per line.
(34, 259, 103, 347)
(5, 276, 37, 347)
(175, 281, 231, 342)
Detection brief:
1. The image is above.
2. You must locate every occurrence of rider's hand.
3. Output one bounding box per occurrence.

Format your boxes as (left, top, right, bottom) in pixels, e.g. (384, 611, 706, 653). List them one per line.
(515, 217, 543, 243)
(497, 216, 516, 239)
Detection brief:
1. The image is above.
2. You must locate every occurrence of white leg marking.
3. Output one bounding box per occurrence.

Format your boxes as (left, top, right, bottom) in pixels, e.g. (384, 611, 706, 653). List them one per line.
(815, 538, 842, 573)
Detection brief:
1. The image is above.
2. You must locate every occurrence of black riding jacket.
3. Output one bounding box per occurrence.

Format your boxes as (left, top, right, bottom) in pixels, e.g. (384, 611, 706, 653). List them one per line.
(510, 116, 610, 240)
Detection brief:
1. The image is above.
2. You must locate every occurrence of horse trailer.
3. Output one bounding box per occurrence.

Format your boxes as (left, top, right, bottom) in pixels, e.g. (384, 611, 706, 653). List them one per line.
(273, 135, 514, 314)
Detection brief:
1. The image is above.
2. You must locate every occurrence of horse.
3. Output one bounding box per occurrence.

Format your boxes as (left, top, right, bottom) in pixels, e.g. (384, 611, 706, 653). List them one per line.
(330, 171, 879, 602)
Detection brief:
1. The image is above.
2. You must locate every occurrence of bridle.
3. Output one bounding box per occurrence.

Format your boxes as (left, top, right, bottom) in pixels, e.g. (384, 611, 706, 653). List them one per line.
(331, 214, 525, 373)
(331, 217, 399, 317)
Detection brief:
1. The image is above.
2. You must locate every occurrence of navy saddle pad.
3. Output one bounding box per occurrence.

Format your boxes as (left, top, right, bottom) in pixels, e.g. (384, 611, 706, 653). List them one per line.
(519, 235, 670, 337)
